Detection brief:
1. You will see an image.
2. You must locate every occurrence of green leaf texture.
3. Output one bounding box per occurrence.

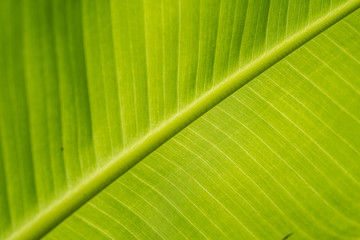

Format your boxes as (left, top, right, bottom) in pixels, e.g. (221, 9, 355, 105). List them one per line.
(0, 0, 359, 239)
(47, 10, 360, 240)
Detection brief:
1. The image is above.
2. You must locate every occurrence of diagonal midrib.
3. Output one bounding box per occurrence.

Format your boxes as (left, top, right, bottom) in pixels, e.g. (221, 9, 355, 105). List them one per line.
(9, 1, 360, 239)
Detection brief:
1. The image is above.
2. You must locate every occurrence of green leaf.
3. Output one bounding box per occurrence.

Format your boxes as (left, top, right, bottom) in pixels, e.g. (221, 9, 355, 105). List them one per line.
(47, 9, 360, 239)
(1, 0, 359, 239)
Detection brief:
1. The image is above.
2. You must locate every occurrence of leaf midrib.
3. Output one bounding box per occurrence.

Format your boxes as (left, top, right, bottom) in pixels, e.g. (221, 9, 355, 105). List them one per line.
(9, 1, 360, 239)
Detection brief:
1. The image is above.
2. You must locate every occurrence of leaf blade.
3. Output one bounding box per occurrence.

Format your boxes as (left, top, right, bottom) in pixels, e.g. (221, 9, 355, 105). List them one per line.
(1, 0, 359, 239)
(48, 9, 360, 239)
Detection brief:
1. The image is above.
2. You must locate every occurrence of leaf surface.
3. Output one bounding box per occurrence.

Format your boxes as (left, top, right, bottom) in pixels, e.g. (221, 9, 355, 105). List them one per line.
(0, 0, 359, 239)
(47, 9, 360, 240)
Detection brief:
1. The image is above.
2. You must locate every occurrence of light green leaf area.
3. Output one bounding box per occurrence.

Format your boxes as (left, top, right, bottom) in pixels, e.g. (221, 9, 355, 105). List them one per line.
(0, 0, 359, 239)
(46, 10, 360, 240)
